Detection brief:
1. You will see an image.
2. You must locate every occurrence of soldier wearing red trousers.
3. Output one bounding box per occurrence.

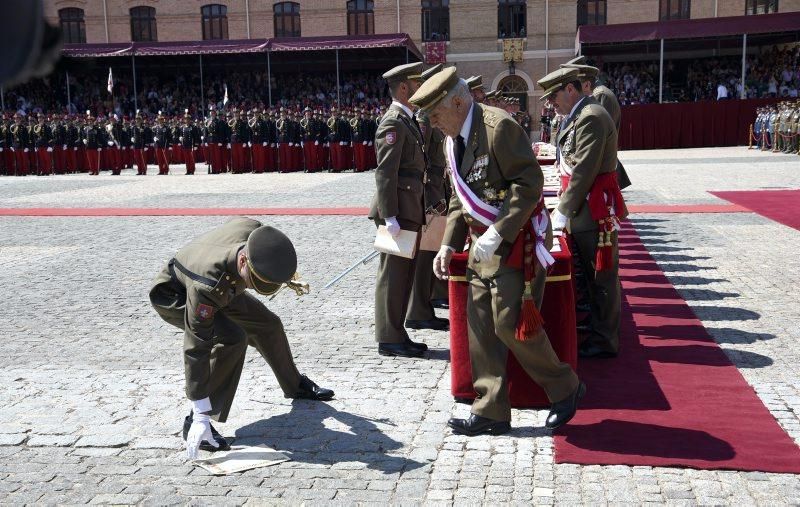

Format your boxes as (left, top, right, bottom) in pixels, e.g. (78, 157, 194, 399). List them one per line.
(105, 115, 123, 175)
(32, 113, 53, 175)
(52, 115, 67, 174)
(250, 110, 268, 173)
(131, 114, 148, 175)
(82, 114, 102, 176)
(10, 113, 30, 176)
(153, 113, 171, 175)
(228, 110, 249, 173)
(65, 116, 80, 173)
(179, 113, 199, 175)
(300, 108, 317, 172)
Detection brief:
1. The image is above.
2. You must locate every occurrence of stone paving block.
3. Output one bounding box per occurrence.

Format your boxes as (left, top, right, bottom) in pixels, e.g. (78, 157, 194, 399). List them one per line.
(0, 434, 27, 446)
(27, 434, 79, 447)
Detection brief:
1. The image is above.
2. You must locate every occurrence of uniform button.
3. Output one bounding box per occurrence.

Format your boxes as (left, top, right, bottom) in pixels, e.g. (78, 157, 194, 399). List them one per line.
(225, 275, 230, 280)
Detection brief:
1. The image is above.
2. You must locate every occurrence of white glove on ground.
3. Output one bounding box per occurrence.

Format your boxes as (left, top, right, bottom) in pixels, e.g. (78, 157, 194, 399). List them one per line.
(186, 398, 217, 460)
(433, 245, 455, 280)
(384, 216, 401, 237)
(551, 209, 568, 230)
(473, 225, 503, 262)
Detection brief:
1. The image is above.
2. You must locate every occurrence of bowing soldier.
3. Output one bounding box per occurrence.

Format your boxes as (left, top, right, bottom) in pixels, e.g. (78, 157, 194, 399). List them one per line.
(412, 67, 585, 435)
(149, 218, 334, 459)
(538, 67, 628, 359)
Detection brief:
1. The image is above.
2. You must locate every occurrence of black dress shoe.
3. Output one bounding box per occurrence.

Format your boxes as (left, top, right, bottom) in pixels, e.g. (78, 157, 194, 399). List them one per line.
(294, 374, 335, 401)
(405, 317, 449, 331)
(182, 412, 231, 452)
(431, 298, 449, 309)
(545, 382, 586, 430)
(578, 343, 617, 359)
(378, 342, 425, 358)
(448, 414, 511, 436)
(405, 337, 428, 351)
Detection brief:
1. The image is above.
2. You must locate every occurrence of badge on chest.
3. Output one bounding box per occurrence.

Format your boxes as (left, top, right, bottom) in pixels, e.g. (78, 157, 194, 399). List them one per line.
(465, 154, 489, 184)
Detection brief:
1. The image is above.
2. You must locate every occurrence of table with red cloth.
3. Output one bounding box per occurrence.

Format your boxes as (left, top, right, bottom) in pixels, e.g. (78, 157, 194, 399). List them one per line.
(448, 235, 577, 407)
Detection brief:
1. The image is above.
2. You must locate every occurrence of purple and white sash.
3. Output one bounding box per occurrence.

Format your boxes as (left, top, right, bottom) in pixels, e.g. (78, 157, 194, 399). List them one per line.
(446, 136, 555, 269)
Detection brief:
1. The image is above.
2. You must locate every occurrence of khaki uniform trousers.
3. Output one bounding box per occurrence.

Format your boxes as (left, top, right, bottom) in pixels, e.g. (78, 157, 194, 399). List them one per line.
(570, 229, 621, 354)
(406, 249, 437, 321)
(466, 251, 579, 422)
(150, 278, 303, 423)
(374, 219, 421, 343)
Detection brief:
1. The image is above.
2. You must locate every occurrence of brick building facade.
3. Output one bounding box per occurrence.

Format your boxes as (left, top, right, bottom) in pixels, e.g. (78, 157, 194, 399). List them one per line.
(45, 0, 800, 108)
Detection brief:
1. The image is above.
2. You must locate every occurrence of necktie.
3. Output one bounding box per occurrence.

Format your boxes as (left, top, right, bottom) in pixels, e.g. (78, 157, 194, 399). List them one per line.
(455, 135, 466, 172)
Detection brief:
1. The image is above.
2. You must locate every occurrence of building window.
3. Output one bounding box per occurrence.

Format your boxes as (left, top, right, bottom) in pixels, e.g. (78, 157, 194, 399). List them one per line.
(347, 0, 374, 35)
(746, 0, 778, 14)
(59, 8, 86, 43)
(422, 0, 450, 41)
(577, 0, 606, 26)
(274, 2, 301, 37)
(130, 6, 157, 42)
(659, 0, 690, 20)
(201, 4, 228, 40)
(498, 0, 526, 39)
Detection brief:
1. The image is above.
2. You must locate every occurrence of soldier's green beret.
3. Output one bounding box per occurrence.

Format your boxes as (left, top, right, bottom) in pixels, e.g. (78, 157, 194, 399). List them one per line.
(537, 67, 581, 100)
(382, 62, 424, 84)
(417, 63, 443, 81)
(245, 226, 297, 295)
(408, 66, 459, 112)
(564, 56, 586, 66)
(466, 75, 484, 90)
(561, 63, 599, 80)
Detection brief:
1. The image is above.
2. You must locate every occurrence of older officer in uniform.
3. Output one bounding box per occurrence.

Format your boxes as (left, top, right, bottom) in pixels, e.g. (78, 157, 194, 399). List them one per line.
(368, 61, 428, 358)
(561, 57, 631, 190)
(540, 67, 628, 359)
(412, 67, 584, 435)
(405, 63, 450, 331)
(150, 218, 334, 458)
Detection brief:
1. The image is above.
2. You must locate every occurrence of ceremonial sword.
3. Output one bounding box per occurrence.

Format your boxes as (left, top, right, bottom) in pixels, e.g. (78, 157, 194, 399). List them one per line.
(323, 250, 380, 289)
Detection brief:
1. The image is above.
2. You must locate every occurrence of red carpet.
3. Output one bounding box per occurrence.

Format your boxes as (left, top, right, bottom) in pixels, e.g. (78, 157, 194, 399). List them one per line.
(554, 223, 800, 472)
(0, 207, 370, 216)
(711, 189, 800, 231)
(0, 204, 745, 216)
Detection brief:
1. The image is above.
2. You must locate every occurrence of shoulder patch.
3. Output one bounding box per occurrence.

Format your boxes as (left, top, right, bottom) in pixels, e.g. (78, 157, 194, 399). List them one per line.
(385, 131, 397, 145)
(195, 303, 215, 321)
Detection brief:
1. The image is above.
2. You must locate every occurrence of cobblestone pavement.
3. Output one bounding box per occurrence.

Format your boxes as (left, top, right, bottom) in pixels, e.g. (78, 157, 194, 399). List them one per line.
(0, 147, 799, 505)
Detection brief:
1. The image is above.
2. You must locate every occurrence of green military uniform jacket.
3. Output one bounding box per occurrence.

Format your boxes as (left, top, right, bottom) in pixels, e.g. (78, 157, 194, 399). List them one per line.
(150, 217, 255, 401)
(419, 114, 447, 208)
(368, 103, 426, 229)
(556, 96, 626, 234)
(442, 104, 545, 275)
(593, 84, 632, 190)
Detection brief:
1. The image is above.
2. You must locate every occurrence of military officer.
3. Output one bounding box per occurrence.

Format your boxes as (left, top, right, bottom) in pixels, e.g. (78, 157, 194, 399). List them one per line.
(405, 64, 450, 331)
(466, 75, 486, 103)
(180, 111, 199, 175)
(32, 113, 53, 175)
(561, 57, 631, 190)
(412, 67, 584, 435)
(152, 112, 171, 175)
(131, 112, 149, 175)
(368, 61, 428, 358)
(539, 67, 628, 359)
(150, 217, 334, 458)
(10, 113, 31, 176)
(81, 112, 101, 176)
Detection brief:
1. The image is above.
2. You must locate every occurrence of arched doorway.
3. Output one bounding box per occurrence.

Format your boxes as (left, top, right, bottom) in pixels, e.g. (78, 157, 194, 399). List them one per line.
(498, 74, 528, 111)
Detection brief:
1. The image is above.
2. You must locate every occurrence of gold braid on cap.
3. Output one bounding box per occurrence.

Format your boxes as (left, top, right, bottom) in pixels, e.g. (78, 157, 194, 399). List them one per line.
(245, 255, 310, 298)
(424, 89, 449, 110)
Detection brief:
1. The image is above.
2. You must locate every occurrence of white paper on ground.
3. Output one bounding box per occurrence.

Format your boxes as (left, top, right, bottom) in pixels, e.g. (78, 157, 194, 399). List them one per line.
(194, 445, 289, 475)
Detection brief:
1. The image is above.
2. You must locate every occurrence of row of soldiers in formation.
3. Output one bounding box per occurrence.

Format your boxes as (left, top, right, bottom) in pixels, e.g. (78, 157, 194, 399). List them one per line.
(0, 87, 533, 178)
(752, 101, 800, 153)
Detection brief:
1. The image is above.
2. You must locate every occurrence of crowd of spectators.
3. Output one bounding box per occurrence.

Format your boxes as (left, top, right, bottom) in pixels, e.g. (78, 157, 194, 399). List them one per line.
(597, 45, 800, 104)
(4, 69, 389, 119)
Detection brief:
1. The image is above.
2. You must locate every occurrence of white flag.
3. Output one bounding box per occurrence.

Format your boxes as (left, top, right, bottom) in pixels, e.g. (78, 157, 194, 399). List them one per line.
(223, 84, 229, 106)
(107, 68, 113, 95)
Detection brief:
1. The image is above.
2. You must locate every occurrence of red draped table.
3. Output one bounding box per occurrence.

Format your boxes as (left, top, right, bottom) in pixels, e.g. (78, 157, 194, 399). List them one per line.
(448, 235, 577, 407)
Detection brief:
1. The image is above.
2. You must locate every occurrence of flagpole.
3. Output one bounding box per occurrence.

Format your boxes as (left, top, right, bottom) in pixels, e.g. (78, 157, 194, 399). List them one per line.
(131, 55, 138, 113)
(199, 54, 205, 116)
(65, 71, 71, 113)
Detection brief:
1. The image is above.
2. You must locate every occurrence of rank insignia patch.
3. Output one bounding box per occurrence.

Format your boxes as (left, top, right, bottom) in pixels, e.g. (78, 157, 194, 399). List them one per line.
(196, 303, 215, 321)
(385, 131, 396, 145)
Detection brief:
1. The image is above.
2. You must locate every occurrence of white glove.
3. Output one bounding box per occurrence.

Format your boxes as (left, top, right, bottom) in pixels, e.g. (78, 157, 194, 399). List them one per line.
(227, 143, 231, 148)
(473, 225, 503, 262)
(47, 147, 53, 152)
(144, 147, 148, 151)
(288, 142, 294, 147)
(340, 141, 346, 146)
(363, 140, 368, 145)
(384, 216, 401, 237)
(218, 143, 223, 147)
(179, 137, 184, 143)
(185, 413, 218, 459)
(263, 142, 267, 147)
(550, 209, 568, 230)
(107, 141, 113, 146)
(433, 245, 455, 280)
(368, 141, 373, 146)
(314, 141, 319, 146)
(73, 147, 77, 151)
(83, 139, 88, 145)
(131, 137, 135, 143)
(62, 144, 67, 150)
(0, 148, 3, 152)
(153, 137, 158, 142)
(23, 148, 29, 153)
(300, 142, 304, 148)
(200, 136, 205, 141)
(271, 143, 277, 148)
(247, 142, 251, 148)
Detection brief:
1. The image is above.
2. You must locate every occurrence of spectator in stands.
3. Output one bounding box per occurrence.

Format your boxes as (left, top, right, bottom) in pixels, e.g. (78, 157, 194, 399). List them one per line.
(717, 81, 729, 100)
